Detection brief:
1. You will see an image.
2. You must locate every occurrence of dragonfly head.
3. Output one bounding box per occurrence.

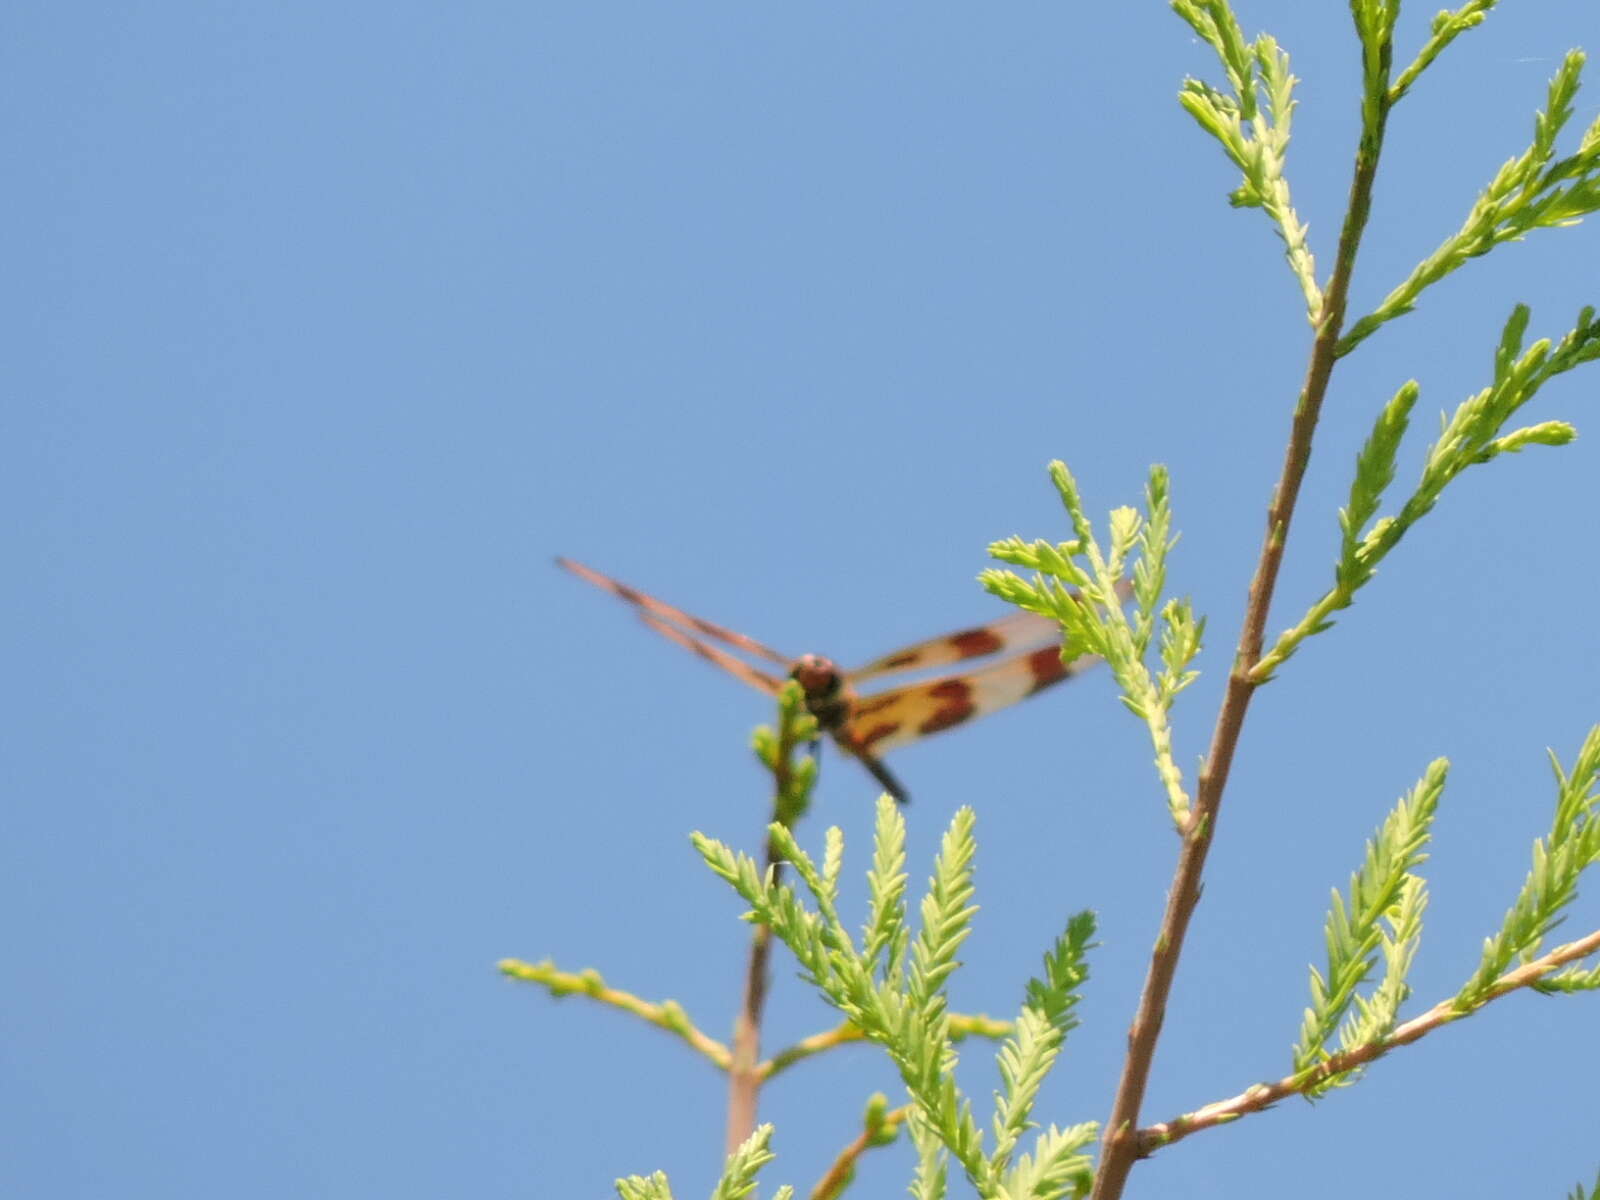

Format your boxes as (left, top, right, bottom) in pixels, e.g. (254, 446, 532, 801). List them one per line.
(790, 654, 842, 697)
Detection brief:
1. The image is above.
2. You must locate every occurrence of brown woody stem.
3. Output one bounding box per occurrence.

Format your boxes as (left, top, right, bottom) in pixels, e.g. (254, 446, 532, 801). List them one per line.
(1090, 61, 1393, 1200)
(724, 901, 777, 1156)
(724, 705, 801, 1156)
(1139, 927, 1600, 1151)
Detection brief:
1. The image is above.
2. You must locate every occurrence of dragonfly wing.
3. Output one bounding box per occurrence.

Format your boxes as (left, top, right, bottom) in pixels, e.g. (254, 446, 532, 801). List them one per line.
(557, 557, 793, 667)
(636, 612, 787, 696)
(848, 610, 1060, 682)
(847, 643, 1098, 756)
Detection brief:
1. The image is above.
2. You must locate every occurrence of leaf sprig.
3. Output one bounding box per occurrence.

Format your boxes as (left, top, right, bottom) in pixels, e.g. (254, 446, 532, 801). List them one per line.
(1291, 761, 1444, 1094)
(752, 680, 820, 829)
(1465, 725, 1600, 1006)
(1172, 0, 1319, 321)
(695, 801, 1098, 1200)
(983, 463, 1202, 827)
(712, 1125, 790, 1200)
(1254, 304, 1595, 680)
(1341, 52, 1600, 354)
(1389, 3, 1498, 105)
(618, 1125, 797, 1200)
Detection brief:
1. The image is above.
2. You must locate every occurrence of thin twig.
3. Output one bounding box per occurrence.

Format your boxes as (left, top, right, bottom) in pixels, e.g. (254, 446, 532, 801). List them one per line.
(810, 1105, 911, 1200)
(1090, 57, 1394, 1200)
(498, 958, 731, 1069)
(724, 705, 801, 1155)
(760, 1012, 1013, 1081)
(725, 844, 782, 1154)
(1139, 926, 1600, 1151)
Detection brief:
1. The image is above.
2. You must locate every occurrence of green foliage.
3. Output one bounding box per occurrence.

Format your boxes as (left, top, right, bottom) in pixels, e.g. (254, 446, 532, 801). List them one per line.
(909, 810, 979, 1025)
(984, 463, 1202, 826)
(862, 799, 909, 988)
(1569, 1168, 1600, 1200)
(1335, 380, 1417, 596)
(1255, 304, 1594, 680)
(752, 681, 820, 828)
(498, 958, 731, 1070)
(540, 6, 1600, 1196)
(1463, 726, 1600, 1007)
(908, 1111, 950, 1200)
(1389, 3, 1498, 104)
(1341, 52, 1600, 354)
(615, 1171, 674, 1200)
(616, 1128, 797, 1200)
(694, 801, 1098, 1200)
(711, 1125, 790, 1200)
(1024, 911, 1097, 1039)
(859, 1093, 901, 1148)
(1171, 0, 1319, 319)
(1292, 762, 1444, 1093)
(1534, 960, 1600, 995)
(1347, 0, 1400, 147)
(991, 914, 1098, 1187)
(998, 1122, 1098, 1200)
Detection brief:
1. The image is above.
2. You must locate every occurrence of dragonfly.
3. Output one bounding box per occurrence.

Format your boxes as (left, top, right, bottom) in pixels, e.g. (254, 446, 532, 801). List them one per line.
(556, 557, 1113, 803)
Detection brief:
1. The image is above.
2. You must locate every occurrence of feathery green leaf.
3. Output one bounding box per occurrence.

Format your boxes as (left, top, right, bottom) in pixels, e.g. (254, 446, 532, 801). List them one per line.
(1293, 761, 1445, 1092)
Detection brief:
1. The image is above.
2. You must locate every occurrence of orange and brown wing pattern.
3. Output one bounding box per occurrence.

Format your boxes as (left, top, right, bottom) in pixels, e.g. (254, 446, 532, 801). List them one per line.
(559, 555, 1125, 800)
(555, 557, 793, 668)
(845, 643, 1097, 756)
(848, 610, 1062, 682)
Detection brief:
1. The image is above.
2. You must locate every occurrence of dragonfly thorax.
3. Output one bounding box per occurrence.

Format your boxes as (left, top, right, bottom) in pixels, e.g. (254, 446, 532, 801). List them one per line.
(790, 654, 851, 731)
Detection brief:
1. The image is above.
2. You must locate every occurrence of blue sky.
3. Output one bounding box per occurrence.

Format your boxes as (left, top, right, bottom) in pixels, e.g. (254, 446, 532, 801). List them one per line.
(8, 4, 1600, 1197)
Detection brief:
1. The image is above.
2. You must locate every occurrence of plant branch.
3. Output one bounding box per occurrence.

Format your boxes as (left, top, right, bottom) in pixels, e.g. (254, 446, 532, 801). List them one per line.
(725, 842, 784, 1156)
(498, 958, 731, 1069)
(760, 1012, 1013, 1081)
(809, 1104, 911, 1200)
(1090, 33, 1393, 1200)
(1138, 925, 1600, 1152)
(726, 694, 812, 1156)
(1387, 1, 1496, 106)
